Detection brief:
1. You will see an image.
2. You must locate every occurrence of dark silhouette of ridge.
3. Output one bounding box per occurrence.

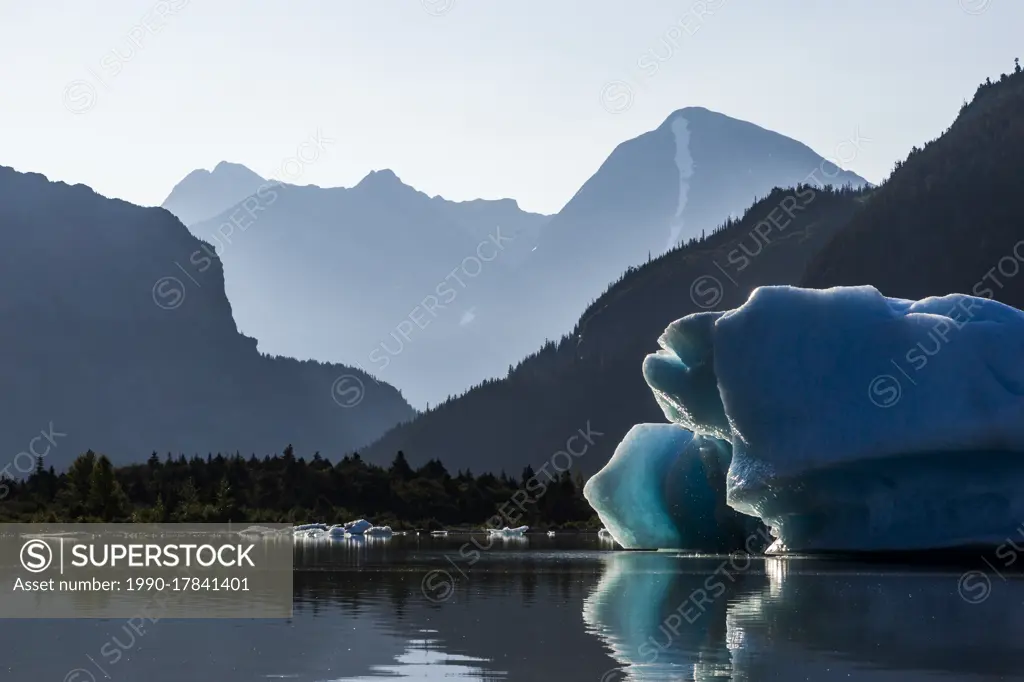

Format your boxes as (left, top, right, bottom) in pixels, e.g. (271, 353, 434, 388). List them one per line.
(803, 65, 1024, 309)
(0, 165, 415, 471)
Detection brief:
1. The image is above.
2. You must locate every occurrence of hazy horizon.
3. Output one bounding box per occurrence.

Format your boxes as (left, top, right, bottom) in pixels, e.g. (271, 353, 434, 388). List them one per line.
(1, 0, 1018, 215)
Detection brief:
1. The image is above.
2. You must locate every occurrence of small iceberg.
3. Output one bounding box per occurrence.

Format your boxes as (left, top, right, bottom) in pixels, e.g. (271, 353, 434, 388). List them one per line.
(487, 526, 529, 536)
(292, 523, 328, 533)
(344, 519, 373, 535)
(326, 519, 374, 536)
(430, 530, 449, 536)
(237, 525, 279, 536)
(547, 530, 556, 537)
(365, 525, 393, 537)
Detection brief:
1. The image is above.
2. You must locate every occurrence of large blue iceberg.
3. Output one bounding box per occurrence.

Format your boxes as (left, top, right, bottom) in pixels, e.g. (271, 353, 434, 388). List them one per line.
(584, 285, 1024, 552)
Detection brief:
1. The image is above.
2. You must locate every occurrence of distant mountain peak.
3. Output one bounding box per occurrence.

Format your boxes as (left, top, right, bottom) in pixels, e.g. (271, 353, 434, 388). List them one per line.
(658, 106, 719, 126)
(671, 105, 714, 116)
(355, 168, 404, 189)
(161, 161, 269, 226)
(212, 161, 265, 180)
(658, 106, 763, 132)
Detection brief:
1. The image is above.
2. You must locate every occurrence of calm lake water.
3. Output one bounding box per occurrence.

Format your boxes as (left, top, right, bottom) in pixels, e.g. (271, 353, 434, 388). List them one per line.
(3, 533, 1023, 681)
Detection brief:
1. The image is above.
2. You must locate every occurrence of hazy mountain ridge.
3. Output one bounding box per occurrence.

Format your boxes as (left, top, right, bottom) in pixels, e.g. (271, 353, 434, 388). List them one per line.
(180, 168, 551, 408)
(521, 107, 869, 348)
(359, 70, 1023, 478)
(358, 184, 867, 476)
(162, 161, 269, 227)
(0, 165, 414, 471)
(166, 108, 866, 408)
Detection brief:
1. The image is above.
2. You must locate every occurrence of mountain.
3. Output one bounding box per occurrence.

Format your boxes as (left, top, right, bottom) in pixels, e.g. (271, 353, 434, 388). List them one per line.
(162, 161, 269, 226)
(522, 107, 869, 349)
(166, 110, 866, 408)
(803, 66, 1024, 309)
(358, 183, 867, 477)
(183, 169, 551, 409)
(359, 68, 1024, 480)
(0, 165, 414, 471)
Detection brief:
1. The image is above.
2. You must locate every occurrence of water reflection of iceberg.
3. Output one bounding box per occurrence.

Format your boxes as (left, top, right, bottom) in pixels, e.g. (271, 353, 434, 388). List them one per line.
(582, 552, 766, 680)
(584, 553, 1024, 680)
(734, 559, 1024, 680)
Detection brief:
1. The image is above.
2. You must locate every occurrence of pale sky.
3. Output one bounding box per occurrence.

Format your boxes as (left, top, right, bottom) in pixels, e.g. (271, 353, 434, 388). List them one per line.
(0, 0, 1017, 215)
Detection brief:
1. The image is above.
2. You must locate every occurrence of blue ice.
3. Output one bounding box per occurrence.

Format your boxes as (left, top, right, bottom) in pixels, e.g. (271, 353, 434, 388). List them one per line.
(587, 285, 1024, 552)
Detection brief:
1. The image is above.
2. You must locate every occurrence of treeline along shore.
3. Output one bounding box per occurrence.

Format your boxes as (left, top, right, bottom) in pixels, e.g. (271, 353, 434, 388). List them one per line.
(0, 447, 600, 530)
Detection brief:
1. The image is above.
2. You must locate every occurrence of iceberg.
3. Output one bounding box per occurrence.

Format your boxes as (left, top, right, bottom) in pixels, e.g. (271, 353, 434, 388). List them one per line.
(291, 523, 328, 533)
(237, 525, 279, 536)
(586, 285, 1024, 552)
(290, 520, 394, 540)
(584, 424, 757, 550)
(487, 526, 529, 536)
(327, 519, 374, 536)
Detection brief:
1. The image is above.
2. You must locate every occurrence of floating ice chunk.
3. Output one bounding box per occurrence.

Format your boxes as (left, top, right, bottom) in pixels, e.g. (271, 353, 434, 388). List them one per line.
(487, 526, 529, 536)
(237, 525, 278, 536)
(715, 286, 1024, 478)
(291, 523, 327, 532)
(325, 519, 374, 536)
(365, 525, 393, 536)
(344, 519, 373, 535)
(713, 286, 1024, 550)
(430, 530, 448, 536)
(547, 530, 556, 537)
(611, 284, 1024, 551)
(584, 424, 756, 550)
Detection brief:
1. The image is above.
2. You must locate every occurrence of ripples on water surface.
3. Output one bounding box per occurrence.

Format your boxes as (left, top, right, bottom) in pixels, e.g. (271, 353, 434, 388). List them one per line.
(2, 533, 1022, 681)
